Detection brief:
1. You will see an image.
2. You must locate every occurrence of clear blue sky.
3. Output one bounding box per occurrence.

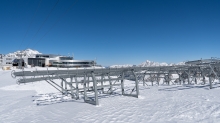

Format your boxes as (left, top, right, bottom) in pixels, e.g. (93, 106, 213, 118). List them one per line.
(0, 0, 220, 66)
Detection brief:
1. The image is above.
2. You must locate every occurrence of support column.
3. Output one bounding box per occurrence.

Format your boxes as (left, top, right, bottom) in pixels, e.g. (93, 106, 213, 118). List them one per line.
(83, 74, 88, 101)
(91, 72, 99, 105)
(87, 76, 90, 88)
(132, 70, 139, 97)
(61, 80, 64, 94)
(74, 77, 79, 99)
(157, 74, 159, 85)
(108, 74, 113, 94)
(178, 73, 181, 85)
(121, 72, 125, 95)
(150, 74, 153, 86)
(65, 78, 67, 95)
(188, 70, 190, 85)
(209, 69, 213, 89)
(195, 78, 197, 84)
(209, 75, 212, 89)
(143, 73, 146, 86)
(70, 77, 74, 98)
(167, 73, 170, 85)
(203, 75, 206, 84)
(101, 75, 104, 93)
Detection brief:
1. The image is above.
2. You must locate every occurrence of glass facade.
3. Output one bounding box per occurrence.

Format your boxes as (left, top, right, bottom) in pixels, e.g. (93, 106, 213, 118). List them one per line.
(36, 55, 49, 58)
(53, 62, 90, 65)
(60, 57, 73, 60)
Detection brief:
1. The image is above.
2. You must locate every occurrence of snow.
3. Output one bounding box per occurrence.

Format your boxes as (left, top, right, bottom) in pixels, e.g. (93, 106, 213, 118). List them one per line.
(5, 49, 41, 58)
(139, 60, 185, 67)
(110, 64, 134, 68)
(1, 67, 220, 122)
(110, 60, 185, 68)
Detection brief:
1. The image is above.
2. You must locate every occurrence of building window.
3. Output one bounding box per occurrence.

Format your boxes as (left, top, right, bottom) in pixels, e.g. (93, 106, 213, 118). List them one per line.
(6, 58, 12, 60)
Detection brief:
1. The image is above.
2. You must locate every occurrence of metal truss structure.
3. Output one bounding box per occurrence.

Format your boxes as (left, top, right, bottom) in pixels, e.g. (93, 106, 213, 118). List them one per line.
(11, 58, 220, 105)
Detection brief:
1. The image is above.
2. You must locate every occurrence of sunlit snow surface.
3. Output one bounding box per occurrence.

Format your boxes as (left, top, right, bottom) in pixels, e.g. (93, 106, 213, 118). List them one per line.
(1, 67, 220, 123)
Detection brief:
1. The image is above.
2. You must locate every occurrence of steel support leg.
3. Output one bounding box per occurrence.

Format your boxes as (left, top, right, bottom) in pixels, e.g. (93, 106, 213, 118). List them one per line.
(143, 74, 146, 86)
(74, 77, 79, 99)
(83, 74, 88, 101)
(195, 78, 197, 84)
(65, 78, 67, 95)
(101, 75, 104, 93)
(132, 70, 139, 97)
(157, 74, 159, 85)
(61, 80, 64, 94)
(168, 74, 170, 85)
(70, 77, 74, 98)
(178, 73, 181, 85)
(209, 76, 212, 89)
(108, 74, 113, 94)
(91, 72, 99, 105)
(121, 72, 125, 95)
(188, 70, 190, 85)
(150, 74, 153, 86)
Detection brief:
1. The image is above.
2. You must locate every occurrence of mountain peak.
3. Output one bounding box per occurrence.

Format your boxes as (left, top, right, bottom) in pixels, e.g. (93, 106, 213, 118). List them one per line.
(6, 49, 41, 58)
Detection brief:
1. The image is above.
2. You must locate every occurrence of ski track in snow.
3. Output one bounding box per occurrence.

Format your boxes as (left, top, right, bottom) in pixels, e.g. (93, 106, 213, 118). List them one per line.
(1, 69, 220, 122)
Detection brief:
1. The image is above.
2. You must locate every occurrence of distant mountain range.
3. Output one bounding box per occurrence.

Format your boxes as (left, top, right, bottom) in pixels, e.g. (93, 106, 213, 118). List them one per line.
(110, 60, 185, 68)
(139, 60, 185, 67)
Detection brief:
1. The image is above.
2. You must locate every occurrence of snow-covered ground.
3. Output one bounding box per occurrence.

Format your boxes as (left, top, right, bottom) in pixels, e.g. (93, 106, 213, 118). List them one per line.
(1, 67, 220, 123)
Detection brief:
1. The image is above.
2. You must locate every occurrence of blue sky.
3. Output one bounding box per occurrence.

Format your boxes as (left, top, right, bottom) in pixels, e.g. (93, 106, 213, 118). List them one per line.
(0, 0, 220, 66)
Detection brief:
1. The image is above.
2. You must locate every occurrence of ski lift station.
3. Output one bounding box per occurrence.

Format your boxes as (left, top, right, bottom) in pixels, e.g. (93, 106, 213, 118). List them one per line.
(2, 53, 96, 68)
(27, 54, 96, 67)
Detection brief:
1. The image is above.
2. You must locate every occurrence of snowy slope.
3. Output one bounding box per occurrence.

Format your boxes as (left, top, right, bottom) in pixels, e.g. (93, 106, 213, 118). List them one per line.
(1, 67, 220, 122)
(5, 49, 41, 58)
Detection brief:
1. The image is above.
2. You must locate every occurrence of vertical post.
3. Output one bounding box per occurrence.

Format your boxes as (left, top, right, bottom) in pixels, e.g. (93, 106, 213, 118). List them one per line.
(121, 72, 125, 95)
(168, 73, 170, 85)
(61, 80, 64, 94)
(74, 77, 79, 99)
(83, 74, 88, 101)
(143, 73, 146, 86)
(188, 70, 190, 85)
(195, 78, 197, 84)
(178, 73, 181, 85)
(194, 71, 197, 84)
(183, 73, 185, 84)
(150, 74, 153, 86)
(65, 78, 67, 95)
(209, 75, 212, 89)
(108, 74, 113, 94)
(157, 74, 159, 85)
(70, 77, 74, 98)
(87, 76, 90, 88)
(91, 72, 99, 105)
(101, 75, 104, 93)
(203, 75, 206, 84)
(132, 70, 139, 97)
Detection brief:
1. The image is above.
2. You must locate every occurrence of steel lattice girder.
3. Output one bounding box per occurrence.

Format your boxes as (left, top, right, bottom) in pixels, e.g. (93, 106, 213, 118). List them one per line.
(11, 58, 220, 105)
(12, 63, 220, 84)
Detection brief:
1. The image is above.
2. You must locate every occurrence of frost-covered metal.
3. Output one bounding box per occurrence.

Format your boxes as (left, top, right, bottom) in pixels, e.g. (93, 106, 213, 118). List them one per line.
(11, 58, 220, 105)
